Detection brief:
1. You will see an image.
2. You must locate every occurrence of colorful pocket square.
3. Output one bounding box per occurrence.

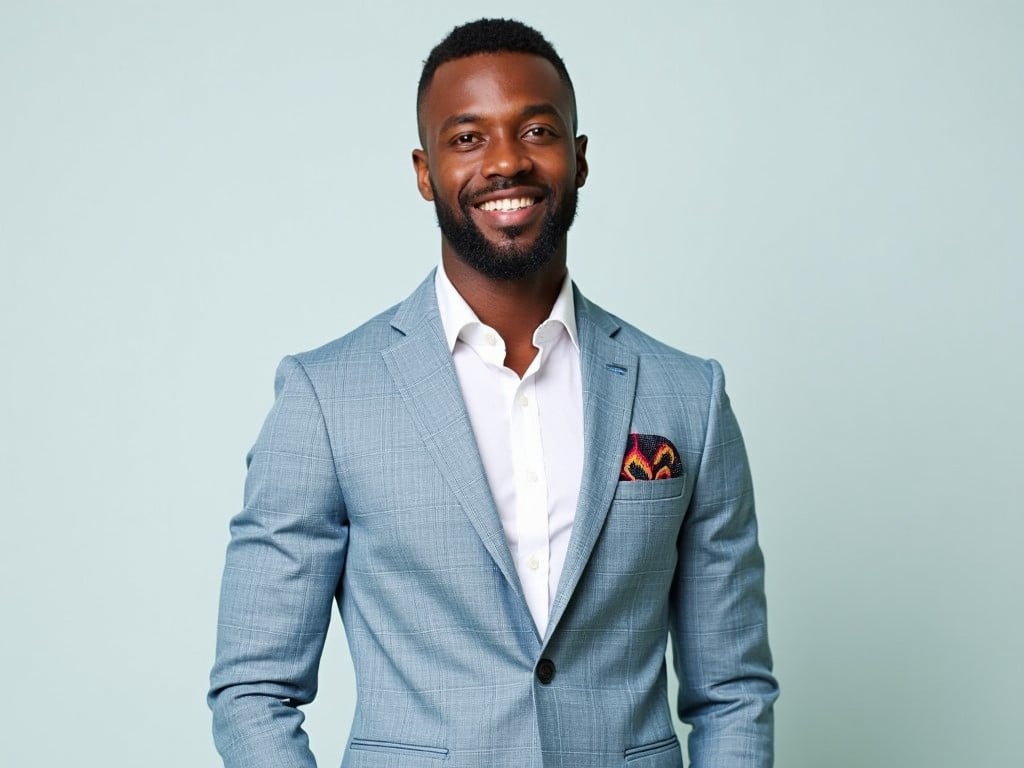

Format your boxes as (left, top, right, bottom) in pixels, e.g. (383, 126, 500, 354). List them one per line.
(621, 433, 683, 480)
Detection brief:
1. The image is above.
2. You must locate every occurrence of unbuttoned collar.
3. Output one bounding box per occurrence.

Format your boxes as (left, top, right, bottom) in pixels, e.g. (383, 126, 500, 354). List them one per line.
(434, 261, 580, 355)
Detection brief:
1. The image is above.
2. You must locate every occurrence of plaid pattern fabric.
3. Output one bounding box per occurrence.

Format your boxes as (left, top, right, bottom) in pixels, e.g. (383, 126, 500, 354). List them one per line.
(209, 273, 777, 767)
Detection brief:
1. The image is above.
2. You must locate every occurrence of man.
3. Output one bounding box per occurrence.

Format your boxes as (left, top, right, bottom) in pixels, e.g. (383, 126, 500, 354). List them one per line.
(209, 18, 778, 768)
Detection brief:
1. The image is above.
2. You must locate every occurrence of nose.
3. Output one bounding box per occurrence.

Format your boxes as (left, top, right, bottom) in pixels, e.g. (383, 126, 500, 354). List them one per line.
(480, 133, 532, 179)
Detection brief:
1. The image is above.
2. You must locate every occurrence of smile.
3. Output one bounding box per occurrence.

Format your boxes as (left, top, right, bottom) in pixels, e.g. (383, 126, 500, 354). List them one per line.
(476, 197, 537, 212)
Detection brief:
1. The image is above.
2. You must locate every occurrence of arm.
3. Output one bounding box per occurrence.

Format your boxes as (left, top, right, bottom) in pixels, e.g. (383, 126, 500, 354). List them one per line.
(669, 359, 779, 767)
(208, 356, 347, 768)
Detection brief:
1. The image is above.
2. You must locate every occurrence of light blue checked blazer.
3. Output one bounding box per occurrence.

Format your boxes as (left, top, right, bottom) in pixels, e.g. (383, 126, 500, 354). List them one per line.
(209, 272, 778, 768)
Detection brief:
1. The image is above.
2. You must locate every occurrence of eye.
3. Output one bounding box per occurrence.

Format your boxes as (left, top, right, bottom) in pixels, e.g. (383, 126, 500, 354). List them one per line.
(450, 132, 482, 148)
(523, 126, 558, 141)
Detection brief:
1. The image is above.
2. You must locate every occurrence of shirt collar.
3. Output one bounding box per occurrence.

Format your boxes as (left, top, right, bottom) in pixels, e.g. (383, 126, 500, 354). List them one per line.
(434, 261, 579, 354)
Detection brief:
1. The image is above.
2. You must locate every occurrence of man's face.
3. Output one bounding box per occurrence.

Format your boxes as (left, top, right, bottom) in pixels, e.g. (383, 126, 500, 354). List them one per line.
(413, 52, 588, 281)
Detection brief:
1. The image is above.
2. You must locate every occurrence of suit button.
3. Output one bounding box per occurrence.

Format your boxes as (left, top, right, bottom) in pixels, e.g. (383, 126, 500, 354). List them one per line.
(536, 658, 556, 684)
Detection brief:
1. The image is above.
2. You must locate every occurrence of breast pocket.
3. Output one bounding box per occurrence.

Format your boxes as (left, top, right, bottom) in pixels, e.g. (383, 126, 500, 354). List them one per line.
(594, 474, 689, 579)
(613, 474, 686, 503)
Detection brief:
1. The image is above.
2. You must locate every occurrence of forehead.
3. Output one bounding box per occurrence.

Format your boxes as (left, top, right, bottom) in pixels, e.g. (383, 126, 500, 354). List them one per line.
(419, 52, 574, 135)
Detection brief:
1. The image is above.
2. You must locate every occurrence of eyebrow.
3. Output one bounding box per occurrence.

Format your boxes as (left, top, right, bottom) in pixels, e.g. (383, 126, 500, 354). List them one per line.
(439, 113, 482, 135)
(438, 103, 566, 136)
(519, 103, 562, 122)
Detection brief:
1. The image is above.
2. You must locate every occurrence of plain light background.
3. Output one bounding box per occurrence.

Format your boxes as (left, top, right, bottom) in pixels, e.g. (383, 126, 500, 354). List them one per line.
(2, 1, 1021, 766)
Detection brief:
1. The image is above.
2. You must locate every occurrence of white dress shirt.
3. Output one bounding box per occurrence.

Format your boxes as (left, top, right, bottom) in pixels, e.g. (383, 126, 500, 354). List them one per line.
(434, 263, 584, 634)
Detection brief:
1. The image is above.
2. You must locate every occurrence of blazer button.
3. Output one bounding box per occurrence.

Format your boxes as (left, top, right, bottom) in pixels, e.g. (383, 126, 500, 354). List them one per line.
(536, 658, 556, 684)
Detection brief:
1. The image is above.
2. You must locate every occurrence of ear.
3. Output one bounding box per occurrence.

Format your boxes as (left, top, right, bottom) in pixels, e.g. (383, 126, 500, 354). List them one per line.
(574, 135, 589, 188)
(411, 148, 434, 201)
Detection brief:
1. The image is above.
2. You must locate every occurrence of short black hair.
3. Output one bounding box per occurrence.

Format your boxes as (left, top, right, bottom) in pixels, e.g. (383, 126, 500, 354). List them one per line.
(417, 18, 578, 136)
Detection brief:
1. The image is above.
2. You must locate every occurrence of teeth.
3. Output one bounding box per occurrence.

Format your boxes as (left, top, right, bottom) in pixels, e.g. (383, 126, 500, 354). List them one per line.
(478, 197, 536, 212)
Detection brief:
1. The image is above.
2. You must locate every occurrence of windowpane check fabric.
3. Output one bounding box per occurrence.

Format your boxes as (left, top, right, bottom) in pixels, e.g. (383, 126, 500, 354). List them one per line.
(209, 271, 778, 768)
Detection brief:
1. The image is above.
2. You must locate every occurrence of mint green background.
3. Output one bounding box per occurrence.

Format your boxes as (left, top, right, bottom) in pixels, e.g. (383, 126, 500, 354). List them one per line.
(2, 2, 1021, 766)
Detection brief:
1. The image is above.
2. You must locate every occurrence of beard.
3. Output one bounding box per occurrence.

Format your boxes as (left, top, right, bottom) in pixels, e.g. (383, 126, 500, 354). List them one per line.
(431, 178, 579, 281)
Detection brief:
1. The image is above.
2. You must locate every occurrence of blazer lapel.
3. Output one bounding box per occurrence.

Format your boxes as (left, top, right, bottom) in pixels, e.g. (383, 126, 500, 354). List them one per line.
(545, 289, 638, 640)
(381, 274, 527, 610)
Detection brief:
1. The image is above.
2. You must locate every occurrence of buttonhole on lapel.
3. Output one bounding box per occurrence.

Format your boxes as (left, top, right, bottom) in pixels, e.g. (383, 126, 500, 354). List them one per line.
(605, 363, 627, 376)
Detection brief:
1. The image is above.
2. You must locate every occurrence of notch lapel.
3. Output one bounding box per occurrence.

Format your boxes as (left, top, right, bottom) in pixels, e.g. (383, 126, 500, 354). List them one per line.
(381, 276, 527, 612)
(545, 291, 638, 641)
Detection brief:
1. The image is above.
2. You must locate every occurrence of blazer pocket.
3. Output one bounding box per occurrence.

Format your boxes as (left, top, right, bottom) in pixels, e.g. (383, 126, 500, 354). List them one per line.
(624, 734, 681, 764)
(613, 474, 686, 502)
(348, 737, 448, 760)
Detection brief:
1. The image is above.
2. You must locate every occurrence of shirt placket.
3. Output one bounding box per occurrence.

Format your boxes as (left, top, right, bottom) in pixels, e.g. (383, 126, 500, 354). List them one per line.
(511, 349, 550, 632)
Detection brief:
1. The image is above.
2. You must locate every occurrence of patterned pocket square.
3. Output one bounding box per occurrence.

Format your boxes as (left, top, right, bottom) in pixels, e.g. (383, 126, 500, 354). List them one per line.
(621, 433, 683, 480)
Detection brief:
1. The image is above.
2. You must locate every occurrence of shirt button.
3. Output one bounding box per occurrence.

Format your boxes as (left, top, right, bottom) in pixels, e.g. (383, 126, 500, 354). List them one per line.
(526, 469, 539, 483)
(518, 394, 530, 408)
(536, 658, 556, 684)
(527, 556, 540, 571)
(485, 332, 498, 346)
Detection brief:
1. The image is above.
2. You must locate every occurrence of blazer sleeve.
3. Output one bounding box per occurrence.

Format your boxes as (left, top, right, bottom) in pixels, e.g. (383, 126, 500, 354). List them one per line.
(669, 358, 779, 767)
(208, 355, 348, 768)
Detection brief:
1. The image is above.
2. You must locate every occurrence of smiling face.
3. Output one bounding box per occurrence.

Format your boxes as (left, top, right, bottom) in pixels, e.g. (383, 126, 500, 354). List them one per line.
(413, 52, 588, 281)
